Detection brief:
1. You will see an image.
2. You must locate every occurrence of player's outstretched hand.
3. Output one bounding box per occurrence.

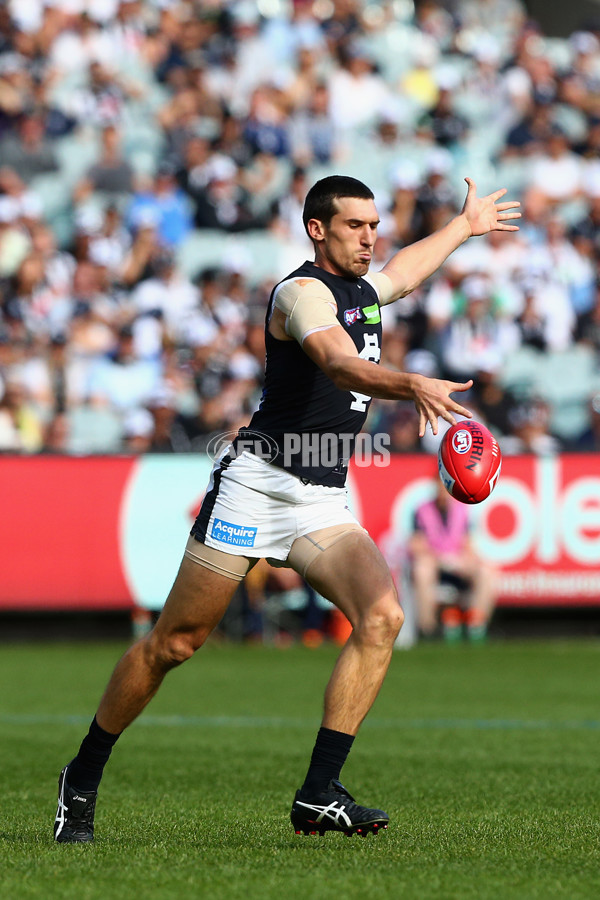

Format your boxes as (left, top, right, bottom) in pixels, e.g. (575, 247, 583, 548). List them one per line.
(461, 177, 521, 237)
(410, 374, 473, 438)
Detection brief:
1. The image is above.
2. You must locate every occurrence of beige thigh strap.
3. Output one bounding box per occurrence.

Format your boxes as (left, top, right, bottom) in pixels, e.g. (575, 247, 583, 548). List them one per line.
(287, 524, 366, 579)
(184, 536, 256, 582)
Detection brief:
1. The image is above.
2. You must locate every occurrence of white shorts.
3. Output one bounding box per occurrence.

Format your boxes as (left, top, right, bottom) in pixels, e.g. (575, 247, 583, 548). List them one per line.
(191, 450, 360, 562)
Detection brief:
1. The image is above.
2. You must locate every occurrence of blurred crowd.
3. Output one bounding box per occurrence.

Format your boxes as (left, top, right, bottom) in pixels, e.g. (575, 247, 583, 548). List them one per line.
(1, 0, 600, 456)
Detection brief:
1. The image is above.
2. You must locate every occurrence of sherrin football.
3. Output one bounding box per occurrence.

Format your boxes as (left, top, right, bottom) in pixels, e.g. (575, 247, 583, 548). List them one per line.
(438, 420, 502, 504)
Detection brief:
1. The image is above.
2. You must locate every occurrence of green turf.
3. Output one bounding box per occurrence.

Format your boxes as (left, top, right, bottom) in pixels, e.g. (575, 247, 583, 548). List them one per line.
(1, 638, 600, 899)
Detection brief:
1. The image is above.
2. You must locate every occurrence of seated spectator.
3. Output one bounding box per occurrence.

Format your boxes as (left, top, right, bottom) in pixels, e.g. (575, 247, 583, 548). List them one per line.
(122, 407, 155, 454)
(570, 391, 600, 451)
(16, 332, 89, 420)
(40, 412, 70, 454)
(381, 404, 422, 453)
(78, 124, 134, 197)
(409, 478, 497, 641)
(275, 167, 313, 247)
(387, 162, 423, 247)
(440, 275, 520, 380)
(515, 279, 550, 351)
(472, 363, 518, 437)
(570, 188, 600, 262)
(575, 279, 600, 353)
(419, 84, 469, 149)
(190, 155, 258, 232)
(504, 97, 554, 156)
(130, 248, 198, 348)
(328, 41, 392, 132)
(289, 80, 339, 166)
(0, 109, 59, 182)
(513, 264, 574, 351)
(243, 84, 291, 158)
(0, 376, 43, 453)
(526, 125, 584, 216)
(501, 397, 561, 455)
(88, 323, 162, 414)
(128, 163, 193, 247)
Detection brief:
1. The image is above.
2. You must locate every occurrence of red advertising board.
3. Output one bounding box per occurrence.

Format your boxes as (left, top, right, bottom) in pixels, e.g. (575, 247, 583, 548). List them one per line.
(0, 456, 135, 608)
(350, 453, 600, 606)
(0, 454, 599, 610)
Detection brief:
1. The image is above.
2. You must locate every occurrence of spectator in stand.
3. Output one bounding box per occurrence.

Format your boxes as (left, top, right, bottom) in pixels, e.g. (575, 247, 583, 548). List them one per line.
(40, 411, 70, 454)
(501, 396, 561, 455)
(409, 477, 497, 641)
(571, 184, 600, 262)
(571, 392, 600, 451)
(575, 280, 600, 354)
(381, 404, 422, 453)
(130, 248, 197, 349)
(147, 387, 178, 453)
(503, 97, 554, 156)
(419, 82, 469, 149)
(328, 41, 392, 132)
(526, 125, 584, 217)
(128, 162, 193, 247)
(0, 166, 43, 226)
(440, 275, 520, 381)
(78, 124, 134, 197)
(121, 406, 155, 454)
(16, 332, 87, 421)
(275, 167, 313, 248)
(119, 219, 160, 288)
(88, 322, 162, 415)
(289, 79, 339, 166)
(243, 84, 291, 158)
(70, 61, 133, 127)
(472, 363, 518, 438)
(190, 155, 257, 232)
(387, 162, 423, 247)
(0, 109, 59, 182)
(513, 262, 574, 352)
(0, 376, 43, 452)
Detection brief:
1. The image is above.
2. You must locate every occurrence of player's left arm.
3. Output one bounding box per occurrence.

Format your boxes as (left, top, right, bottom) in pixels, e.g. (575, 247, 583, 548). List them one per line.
(373, 178, 521, 305)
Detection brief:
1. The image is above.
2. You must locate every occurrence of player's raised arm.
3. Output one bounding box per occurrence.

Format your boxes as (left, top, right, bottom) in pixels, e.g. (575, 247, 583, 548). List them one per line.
(376, 177, 521, 304)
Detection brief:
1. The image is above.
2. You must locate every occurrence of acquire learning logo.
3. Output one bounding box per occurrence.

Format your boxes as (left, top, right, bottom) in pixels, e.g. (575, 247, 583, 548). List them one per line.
(210, 518, 257, 548)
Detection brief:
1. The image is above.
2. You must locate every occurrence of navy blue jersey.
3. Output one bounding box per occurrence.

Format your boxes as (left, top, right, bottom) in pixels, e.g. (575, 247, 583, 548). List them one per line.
(236, 261, 382, 487)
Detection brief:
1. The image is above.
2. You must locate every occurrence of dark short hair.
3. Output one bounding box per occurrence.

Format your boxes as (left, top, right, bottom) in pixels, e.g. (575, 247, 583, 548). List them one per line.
(302, 175, 374, 234)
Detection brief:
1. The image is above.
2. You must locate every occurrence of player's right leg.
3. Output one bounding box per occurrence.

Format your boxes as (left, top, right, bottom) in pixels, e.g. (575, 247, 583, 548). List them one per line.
(54, 551, 241, 843)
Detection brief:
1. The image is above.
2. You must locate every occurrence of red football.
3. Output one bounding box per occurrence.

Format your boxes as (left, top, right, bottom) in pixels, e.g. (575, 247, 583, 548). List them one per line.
(438, 420, 502, 504)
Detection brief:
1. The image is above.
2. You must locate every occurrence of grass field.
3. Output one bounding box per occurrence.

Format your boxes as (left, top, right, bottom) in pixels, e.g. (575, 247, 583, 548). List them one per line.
(2, 638, 600, 900)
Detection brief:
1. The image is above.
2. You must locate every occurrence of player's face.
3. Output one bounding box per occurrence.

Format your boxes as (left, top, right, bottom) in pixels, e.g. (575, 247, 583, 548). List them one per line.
(311, 196, 379, 278)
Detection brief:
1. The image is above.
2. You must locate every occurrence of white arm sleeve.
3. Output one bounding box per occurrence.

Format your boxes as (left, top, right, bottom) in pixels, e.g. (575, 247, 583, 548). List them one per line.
(365, 271, 396, 306)
(273, 278, 339, 344)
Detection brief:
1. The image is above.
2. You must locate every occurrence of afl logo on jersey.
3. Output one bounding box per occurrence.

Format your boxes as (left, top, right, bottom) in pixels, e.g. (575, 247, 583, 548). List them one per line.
(344, 306, 363, 326)
(451, 429, 472, 454)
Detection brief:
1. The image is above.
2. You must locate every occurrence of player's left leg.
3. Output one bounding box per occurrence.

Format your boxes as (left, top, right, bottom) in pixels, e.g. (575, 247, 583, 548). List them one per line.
(288, 528, 403, 835)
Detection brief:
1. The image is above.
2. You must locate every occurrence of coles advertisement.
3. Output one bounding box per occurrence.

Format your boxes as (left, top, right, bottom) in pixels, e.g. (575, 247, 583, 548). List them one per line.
(0, 454, 599, 610)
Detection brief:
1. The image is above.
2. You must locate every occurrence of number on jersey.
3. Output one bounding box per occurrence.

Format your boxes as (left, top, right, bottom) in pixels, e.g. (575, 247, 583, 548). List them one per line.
(349, 333, 381, 412)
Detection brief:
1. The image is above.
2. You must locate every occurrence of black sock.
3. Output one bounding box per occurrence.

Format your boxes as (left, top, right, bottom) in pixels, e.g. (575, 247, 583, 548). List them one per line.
(300, 727, 355, 797)
(67, 716, 122, 793)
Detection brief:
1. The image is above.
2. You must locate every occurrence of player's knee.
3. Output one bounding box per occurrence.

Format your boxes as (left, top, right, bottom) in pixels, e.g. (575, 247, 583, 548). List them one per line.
(357, 596, 403, 647)
(145, 628, 207, 671)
